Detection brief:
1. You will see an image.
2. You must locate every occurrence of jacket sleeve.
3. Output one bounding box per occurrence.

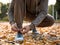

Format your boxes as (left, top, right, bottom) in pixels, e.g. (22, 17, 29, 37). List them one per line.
(8, 0, 15, 25)
(30, 0, 48, 27)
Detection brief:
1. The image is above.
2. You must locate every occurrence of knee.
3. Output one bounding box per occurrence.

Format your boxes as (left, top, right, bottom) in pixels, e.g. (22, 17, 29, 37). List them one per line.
(37, 14, 55, 27)
(46, 14, 55, 26)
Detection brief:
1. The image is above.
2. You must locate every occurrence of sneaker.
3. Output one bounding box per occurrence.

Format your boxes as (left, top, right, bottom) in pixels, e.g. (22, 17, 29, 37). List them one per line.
(15, 32, 24, 42)
(32, 29, 40, 40)
(32, 29, 39, 34)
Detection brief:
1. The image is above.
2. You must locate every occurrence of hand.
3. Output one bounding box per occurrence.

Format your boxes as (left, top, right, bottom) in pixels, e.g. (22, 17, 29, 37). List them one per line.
(11, 23, 20, 32)
(21, 25, 31, 34)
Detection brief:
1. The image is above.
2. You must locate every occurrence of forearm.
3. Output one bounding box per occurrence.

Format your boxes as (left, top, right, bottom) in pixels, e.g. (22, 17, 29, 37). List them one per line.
(31, 11, 47, 27)
(8, 11, 15, 25)
(8, 0, 15, 25)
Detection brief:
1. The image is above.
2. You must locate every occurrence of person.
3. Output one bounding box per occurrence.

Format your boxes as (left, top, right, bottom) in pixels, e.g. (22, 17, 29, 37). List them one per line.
(8, 0, 55, 41)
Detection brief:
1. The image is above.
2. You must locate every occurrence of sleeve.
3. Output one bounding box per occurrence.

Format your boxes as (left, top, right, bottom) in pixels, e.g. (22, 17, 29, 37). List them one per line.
(30, 0, 48, 29)
(8, 0, 15, 25)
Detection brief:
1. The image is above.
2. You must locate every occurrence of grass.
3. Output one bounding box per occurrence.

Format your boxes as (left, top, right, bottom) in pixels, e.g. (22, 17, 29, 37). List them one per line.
(55, 20, 60, 23)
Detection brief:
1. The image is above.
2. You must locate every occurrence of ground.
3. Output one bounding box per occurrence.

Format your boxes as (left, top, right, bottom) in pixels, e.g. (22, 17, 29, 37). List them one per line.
(0, 22, 60, 45)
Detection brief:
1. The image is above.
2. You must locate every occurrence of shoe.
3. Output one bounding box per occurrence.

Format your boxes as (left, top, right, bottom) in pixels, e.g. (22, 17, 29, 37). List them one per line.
(32, 29, 40, 40)
(32, 28, 39, 34)
(15, 32, 24, 42)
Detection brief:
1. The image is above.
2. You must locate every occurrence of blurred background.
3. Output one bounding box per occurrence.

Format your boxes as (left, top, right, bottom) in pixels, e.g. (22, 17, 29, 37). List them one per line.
(0, 0, 60, 22)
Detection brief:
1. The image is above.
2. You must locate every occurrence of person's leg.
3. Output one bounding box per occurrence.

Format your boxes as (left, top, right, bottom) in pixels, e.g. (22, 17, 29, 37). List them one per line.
(37, 14, 55, 27)
(32, 14, 55, 34)
(14, 0, 25, 41)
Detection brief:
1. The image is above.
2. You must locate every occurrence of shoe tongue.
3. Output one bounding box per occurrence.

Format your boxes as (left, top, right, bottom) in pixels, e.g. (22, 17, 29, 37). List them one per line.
(17, 32, 23, 38)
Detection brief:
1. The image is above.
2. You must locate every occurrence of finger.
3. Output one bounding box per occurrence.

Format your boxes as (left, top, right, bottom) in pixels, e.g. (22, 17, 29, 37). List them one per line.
(23, 27, 26, 30)
(20, 28, 26, 32)
(19, 28, 23, 31)
(20, 29, 25, 34)
(11, 28, 17, 32)
(11, 27, 18, 32)
(14, 26, 20, 30)
(22, 29, 29, 34)
(18, 28, 24, 33)
(12, 23, 20, 30)
(20, 31, 24, 34)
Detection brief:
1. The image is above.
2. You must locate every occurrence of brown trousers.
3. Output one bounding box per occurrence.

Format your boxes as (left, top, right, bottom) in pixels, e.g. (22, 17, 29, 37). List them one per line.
(14, 0, 55, 27)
